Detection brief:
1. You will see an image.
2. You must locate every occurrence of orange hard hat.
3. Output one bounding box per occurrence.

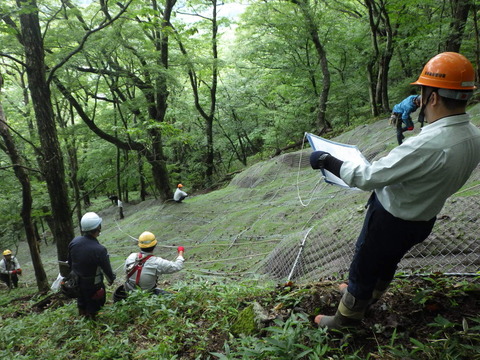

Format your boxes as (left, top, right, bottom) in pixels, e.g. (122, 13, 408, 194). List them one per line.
(177, 184, 183, 188)
(411, 52, 475, 91)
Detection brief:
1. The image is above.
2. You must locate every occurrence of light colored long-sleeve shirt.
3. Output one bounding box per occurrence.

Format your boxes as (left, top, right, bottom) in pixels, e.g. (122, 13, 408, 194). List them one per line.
(173, 188, 188, 201)
(0, 256, 20, 274)
(340, 114, 480, 221)
(124, 251, 184, 291)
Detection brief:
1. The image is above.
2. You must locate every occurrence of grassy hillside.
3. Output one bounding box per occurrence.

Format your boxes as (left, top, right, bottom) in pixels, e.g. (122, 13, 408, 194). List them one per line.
(1, 107, 480, 359)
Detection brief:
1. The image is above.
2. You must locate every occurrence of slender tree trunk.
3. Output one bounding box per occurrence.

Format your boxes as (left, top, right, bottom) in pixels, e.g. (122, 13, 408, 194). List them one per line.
(59, 104, 83, 224)
(292, 0, 332, 134)
(0, 84, 49, 292)
(365, 0, 395, 114)
(178, 0, 218, 185)
(116, 142, 122, 199)
(138, 152, 147, 201)
(366, 61, 379, 116)
(17, 0, 74, 275)
(474, 2, 480, 82)
(444, 0, 471, 52)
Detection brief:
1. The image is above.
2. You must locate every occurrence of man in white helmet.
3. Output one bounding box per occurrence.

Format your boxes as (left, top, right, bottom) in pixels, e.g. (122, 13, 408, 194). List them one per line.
(67, 212, 116, 320)
(0, 249, 22, 288)
(124, 231, 185, 295)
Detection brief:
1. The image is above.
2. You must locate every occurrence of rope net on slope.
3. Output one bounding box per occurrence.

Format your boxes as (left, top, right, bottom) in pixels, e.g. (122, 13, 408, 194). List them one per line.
(110, 121, 479, 284)
(254, 124, 480, 282)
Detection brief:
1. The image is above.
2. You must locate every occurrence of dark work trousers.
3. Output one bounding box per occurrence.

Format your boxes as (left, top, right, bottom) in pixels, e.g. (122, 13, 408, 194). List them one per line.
(77, 279, 106, 316)
(347, 193, 436, 300)
(396, 115, 414, 145)
(0, 273, 18, 288)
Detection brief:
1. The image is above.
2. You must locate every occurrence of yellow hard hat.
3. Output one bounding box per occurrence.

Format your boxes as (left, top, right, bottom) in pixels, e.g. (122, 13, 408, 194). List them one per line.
(138, 231, 158, 248)
(3, 249, 12, 256)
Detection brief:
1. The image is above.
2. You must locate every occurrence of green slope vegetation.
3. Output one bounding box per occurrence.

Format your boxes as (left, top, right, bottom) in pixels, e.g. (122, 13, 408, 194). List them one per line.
(1, 109, 480, 359)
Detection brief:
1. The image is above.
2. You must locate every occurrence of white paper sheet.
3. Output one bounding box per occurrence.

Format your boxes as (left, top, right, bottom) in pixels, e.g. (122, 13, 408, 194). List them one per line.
(306, 132, 370, 188)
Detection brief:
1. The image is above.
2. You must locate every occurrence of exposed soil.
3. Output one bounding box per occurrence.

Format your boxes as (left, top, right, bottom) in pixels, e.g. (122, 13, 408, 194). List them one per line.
(240, 276, 480, 357)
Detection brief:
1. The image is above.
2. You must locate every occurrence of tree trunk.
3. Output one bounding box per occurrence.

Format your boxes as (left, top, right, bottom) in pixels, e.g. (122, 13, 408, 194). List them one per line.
(0, 86, 49, 292)
(53, 75, 173, 201)
(445, 0, 471, 52)
(364, 0, 395, 114)
(17, 0, 74, 275)
(366, 61, 379, 116)
(146, 149, 171, 200)
(474, 2, 480, 82)
(138, 152, 147, 201)
(59, 104, 83, 224)
(293, 0, 332, 134)
(177, 0, 218, 186)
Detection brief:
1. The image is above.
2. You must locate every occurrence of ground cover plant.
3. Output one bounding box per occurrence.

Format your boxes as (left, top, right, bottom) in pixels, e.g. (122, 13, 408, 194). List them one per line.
(0, 275, 479, 359)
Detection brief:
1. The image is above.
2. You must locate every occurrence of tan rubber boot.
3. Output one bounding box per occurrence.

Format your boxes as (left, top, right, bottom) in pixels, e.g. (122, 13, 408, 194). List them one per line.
(370, 279, 391, 306)
(339, 280, 391, 306)
(338, 283, 348, 295)
(315, 291, 370, 330)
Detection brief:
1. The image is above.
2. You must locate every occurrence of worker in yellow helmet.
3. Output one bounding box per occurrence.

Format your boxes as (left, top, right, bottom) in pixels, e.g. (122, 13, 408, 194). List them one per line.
(122, 231, 185, 297)
(0, 250, 22, 289)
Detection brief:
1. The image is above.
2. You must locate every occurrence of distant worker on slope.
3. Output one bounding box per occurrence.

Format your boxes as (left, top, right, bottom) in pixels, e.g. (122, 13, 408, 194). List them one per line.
(389, 94, 421, 145)
(123, 231, 185, 296)
(173, 183, 188, 203)
(0, 250, 22, 289)
(68, 212, 116, 320)
(309, 52, 480, 330)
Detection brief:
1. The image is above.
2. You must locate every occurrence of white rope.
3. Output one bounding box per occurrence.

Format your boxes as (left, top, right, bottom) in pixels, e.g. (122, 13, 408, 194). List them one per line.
(296, 132, 325, 207)
(187, 252, 271, 265)
(155, 237, 284, 249)
(287, 227, 314, 281)
(113, 218, 138, 243)
(456, 183, 480, 195)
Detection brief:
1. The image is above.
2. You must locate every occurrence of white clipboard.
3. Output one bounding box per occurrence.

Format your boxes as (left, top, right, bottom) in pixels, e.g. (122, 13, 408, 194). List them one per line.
(306, 132, 370, 188)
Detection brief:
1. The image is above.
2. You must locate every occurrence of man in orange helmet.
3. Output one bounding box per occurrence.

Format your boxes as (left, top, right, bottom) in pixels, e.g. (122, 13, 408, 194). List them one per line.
(310, 52, 480, 330)
(173, 183, 188, 203)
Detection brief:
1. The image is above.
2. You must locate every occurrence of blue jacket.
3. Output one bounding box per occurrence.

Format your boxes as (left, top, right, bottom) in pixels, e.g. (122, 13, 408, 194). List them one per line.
(68, 234, 116, 285)
(392, 95, 419, 121)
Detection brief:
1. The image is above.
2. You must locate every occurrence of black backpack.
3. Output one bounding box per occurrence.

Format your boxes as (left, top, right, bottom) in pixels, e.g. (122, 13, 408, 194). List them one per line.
(60, 271, 81, 298)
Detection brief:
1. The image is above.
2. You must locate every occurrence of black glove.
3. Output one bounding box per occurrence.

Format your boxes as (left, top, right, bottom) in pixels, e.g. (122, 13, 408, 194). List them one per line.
(310, 151, 330, 170)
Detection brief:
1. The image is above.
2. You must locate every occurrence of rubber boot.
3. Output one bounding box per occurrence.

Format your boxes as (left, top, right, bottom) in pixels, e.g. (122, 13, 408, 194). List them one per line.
(369, 279, 391, 306)
(315, 291, 370, 330)
(339, 280, 391, 306)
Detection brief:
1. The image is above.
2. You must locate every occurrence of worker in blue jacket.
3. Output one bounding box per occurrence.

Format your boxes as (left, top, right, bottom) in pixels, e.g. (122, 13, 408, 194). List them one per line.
(390, 95, 421, 144)
(68, 212, 116, 320)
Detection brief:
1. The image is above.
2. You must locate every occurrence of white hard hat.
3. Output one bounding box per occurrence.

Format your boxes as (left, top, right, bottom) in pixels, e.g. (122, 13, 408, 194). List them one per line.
(80, 212, 102, 232)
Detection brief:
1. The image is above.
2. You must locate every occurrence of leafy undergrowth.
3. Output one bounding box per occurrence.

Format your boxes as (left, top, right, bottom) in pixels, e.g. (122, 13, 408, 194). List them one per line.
(0, 275, 479, 359)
